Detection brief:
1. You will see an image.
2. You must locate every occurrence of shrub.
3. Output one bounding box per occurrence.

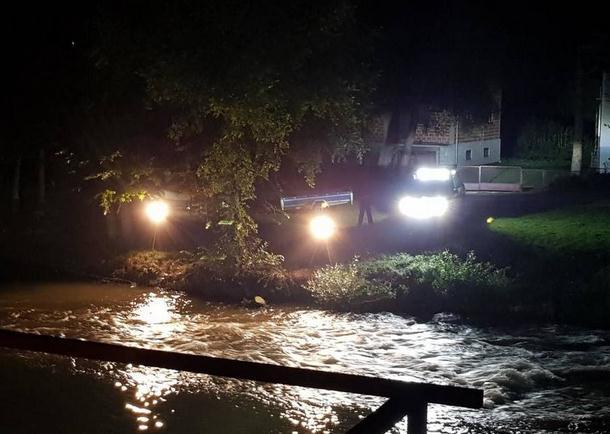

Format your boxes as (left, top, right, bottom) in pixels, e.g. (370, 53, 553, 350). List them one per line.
(113, 247, 302, 302)
(306, 251, 511, 315)
(306, 262, 396, 309)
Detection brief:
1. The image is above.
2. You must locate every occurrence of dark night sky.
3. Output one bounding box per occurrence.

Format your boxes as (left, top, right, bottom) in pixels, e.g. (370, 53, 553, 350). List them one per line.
(2, 1, 610, 155)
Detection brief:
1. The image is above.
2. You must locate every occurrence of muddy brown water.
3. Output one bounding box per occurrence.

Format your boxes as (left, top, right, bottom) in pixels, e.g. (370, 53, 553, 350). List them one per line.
(1, 282, 609, 433)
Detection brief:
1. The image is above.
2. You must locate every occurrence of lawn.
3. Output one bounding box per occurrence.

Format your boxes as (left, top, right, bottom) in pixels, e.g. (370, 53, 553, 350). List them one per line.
(489, 201, 610, 253)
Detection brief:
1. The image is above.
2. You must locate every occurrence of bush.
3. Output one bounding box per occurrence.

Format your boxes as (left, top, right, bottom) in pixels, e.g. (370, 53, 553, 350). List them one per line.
(113, 250, 196, 285)
(549, 172, 610, 193)
(113, 247, 303, 303)
(306, 251, 511, 315)
(306, 262, 396, 309)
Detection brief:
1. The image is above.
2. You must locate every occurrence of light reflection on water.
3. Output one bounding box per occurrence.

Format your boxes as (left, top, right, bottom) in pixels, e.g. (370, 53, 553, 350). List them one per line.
(1, 282, 610, 433)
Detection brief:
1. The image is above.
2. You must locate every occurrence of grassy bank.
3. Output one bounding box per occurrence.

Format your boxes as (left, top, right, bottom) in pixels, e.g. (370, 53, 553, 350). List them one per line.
(111, 250, 308, 304)
(305, 251, 513, 318)
(111, 237, 610, 327)
(488, 201, 610, 327)
(489, 201, 610, 253)
(115, 249, 522, 321)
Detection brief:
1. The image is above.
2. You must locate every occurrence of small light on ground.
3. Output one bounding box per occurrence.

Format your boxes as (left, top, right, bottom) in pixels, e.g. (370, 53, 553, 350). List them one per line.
(487, 217, 494, 224)
(310, 215, 336, 240)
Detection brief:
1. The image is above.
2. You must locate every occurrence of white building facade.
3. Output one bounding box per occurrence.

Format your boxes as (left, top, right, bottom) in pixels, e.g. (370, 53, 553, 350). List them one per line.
(593, 72, 610, 172)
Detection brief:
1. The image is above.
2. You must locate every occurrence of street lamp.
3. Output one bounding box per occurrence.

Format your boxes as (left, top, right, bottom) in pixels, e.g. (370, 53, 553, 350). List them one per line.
(145, 200, 169, 250)
(145, 200, 169, 225)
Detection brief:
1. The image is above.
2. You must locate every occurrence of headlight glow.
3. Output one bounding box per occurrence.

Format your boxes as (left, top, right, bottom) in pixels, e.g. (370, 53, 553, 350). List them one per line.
(398, 196, 448, 219)
(414, 167, 451, 182)
(145, 200, 170, 224)
(310, 215, 336, 240)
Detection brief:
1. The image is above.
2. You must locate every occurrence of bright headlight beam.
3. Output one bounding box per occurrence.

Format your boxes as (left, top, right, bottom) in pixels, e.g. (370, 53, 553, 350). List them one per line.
(310, 215, 336, 240)
(414, 167, 451, 182)
(145, 200, 170, 224)
(398, 196, 448, 219)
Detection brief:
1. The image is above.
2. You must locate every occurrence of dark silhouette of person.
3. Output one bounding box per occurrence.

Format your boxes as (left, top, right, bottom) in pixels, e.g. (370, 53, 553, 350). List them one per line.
(356, 167, 374, 226)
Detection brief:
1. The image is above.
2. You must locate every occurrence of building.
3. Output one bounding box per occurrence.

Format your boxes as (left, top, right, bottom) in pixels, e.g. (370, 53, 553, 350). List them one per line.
(592, 72, 610, 173)
(374, 97, 502, 169)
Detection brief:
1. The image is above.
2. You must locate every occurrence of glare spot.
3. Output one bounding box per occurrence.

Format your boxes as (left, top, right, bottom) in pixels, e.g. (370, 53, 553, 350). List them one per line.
(145, 200, 169, 224)
(134, 297, 172, 324)
(125, 403, 151, 415)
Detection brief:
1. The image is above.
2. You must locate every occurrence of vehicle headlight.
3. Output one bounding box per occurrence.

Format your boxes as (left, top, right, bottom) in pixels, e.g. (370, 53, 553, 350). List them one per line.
(398, 196, 449, 219)
(310, 215, 336, 240)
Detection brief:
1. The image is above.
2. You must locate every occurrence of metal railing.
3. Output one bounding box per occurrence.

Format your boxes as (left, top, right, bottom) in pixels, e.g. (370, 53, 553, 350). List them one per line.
(0, 329, 483, 434)
(457, 165, 569, 192)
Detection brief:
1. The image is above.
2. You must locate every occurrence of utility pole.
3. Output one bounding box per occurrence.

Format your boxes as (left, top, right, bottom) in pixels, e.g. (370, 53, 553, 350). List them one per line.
(571, 48, 584, 174)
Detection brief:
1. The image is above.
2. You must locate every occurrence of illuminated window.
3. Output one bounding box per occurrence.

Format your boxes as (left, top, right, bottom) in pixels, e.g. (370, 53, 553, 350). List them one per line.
(483, 147, 490, 158)
(465, 149, 472, 161)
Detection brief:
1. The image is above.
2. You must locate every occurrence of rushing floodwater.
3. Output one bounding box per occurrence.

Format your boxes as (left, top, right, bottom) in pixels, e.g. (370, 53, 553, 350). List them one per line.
(1, 282, 609, 433)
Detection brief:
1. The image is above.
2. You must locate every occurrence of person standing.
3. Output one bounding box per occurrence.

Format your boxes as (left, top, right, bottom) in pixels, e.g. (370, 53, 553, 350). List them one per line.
(356, 167, 374, 226)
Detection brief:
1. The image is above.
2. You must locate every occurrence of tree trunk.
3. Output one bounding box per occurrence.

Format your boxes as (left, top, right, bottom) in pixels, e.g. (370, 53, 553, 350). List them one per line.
(400, 106, 420, 174)
(38, 148, 46, 208)
(106, 212, 118, 242)
(571, 51, 584, 174)
(12, 156, 21, 214)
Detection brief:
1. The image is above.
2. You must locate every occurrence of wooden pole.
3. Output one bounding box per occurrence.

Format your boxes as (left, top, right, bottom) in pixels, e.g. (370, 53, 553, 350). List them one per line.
(406, 403, 428, 434)
(347, 398, 413, 434)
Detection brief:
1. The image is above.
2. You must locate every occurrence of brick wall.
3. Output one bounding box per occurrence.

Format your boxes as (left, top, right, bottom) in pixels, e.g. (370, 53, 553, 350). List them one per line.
(458, 112, 501, 142)
(414, 110, 456, 144)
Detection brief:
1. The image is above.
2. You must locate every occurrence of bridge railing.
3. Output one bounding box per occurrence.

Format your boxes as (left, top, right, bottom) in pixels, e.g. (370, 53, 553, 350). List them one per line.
(0, 329, 483, 434)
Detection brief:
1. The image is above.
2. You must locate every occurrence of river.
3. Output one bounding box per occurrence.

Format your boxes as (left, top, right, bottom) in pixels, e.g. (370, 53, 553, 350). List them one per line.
(1, 282, 609, 433)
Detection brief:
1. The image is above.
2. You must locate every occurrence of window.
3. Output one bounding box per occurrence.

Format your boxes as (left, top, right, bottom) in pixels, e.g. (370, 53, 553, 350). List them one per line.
(483, 147, 490, 158)
(465, 149, 472, 161)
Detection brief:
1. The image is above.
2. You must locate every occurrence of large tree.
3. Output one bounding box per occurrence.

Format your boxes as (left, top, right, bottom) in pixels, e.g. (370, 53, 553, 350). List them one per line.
(85, 0, 375, 263)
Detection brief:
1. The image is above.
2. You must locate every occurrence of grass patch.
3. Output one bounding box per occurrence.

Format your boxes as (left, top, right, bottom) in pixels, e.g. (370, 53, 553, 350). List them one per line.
(306, 251, 511, 316)
(489, 202, 610, 254)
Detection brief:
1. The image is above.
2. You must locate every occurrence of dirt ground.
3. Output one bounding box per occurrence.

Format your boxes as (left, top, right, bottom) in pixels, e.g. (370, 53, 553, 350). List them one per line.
(260, 190, 598, 269)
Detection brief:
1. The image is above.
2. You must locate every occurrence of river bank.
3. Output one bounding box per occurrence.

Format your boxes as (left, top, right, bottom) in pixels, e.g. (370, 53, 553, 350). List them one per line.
(2, 187, 610, 328)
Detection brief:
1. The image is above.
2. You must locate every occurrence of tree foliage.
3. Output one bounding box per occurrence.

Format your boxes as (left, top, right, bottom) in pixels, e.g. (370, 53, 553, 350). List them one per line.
(515, 118, 593, 166)
(86, 0, 375, 262)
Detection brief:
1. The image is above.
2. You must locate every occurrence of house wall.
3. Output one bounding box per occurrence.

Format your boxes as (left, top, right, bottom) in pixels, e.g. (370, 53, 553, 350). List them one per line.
(374, 97, 503, 167)
(458, 113, 501, 143)
(414, 111, 456, 144)
(439, 139, 501, 166)
(595, 72, 610, 172)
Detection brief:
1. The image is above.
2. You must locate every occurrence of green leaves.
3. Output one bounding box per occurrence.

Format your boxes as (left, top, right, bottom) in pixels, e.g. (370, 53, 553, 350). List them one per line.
(86, 1, 375, 263)
(306, 252, 511, 311)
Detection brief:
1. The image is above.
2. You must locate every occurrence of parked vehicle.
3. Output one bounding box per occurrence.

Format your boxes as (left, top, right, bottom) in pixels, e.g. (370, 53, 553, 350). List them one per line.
(397, 168, 465, 220)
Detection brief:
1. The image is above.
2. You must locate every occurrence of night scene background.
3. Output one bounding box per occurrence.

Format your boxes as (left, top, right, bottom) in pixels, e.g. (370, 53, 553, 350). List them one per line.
(1, 1, 610, 433)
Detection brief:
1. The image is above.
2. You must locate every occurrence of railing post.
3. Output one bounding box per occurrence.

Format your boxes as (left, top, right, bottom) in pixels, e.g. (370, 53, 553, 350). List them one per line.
(407, 402, 427, 434)
(519, 167, 523, 189)
(347, 398, 427, 434)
